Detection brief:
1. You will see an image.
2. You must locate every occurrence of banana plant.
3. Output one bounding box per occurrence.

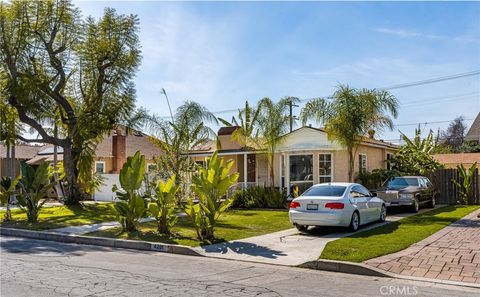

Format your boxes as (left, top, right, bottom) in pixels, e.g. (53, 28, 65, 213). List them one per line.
(452, 162, 477, 205)
(185, 151, 239, 241)
(112, 151, 148, 232)
(16, 162, 55, 223)
(148, 175, 179, 234)
(0, 176, 20, 221)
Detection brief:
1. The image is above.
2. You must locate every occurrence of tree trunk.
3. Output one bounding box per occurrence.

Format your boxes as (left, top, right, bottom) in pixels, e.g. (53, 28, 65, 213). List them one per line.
(62, 143, 81, 205)
(348, 147, 355, 183)
(269, 155, 275, 190)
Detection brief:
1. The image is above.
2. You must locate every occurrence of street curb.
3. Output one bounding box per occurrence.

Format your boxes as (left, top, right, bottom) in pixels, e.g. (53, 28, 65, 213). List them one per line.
(300, 259, 480, 288)
(299, 259, 390, 277)
(0, 227, 203, 257)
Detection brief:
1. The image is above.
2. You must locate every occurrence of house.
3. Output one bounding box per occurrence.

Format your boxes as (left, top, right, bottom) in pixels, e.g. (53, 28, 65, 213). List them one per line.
(190, 126, 398, 195)
(465, 112, 480, 142)
(22, 126, 163, 201)
(0, 144, 44, 178)
(433, 153, 480, 170)
(25, 126, 161, 174)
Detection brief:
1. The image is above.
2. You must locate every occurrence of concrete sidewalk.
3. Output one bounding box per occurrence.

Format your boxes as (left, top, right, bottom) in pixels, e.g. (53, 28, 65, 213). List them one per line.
(193, 206, 444, 266)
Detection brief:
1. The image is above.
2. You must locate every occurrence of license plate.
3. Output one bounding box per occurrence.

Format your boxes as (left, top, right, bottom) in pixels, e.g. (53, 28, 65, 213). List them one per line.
(307, 204, 318, 210)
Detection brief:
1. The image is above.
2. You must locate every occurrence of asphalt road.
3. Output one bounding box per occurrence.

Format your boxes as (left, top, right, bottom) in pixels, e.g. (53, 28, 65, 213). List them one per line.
(1, 236, 478, 297)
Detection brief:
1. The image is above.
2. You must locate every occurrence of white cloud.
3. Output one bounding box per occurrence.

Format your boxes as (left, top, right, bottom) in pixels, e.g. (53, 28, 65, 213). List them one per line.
(375, 27, 479, 43)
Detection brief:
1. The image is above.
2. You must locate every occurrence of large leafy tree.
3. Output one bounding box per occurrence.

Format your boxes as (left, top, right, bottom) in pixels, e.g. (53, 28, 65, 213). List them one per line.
(257, 97, 298, 188)
(301, 85, 399, 182)
(439, 116, 467, 152)
(393, 127, 443, 175)
(148, 101, 218, 203)
(0, 0, 141, 204)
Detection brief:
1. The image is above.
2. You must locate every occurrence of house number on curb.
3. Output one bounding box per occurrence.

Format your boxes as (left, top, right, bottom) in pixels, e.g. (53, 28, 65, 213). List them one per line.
(151, 244, 168, 252)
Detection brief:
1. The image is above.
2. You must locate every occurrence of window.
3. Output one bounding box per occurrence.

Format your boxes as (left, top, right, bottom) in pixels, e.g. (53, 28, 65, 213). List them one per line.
(289, 155, 313, 194)
(359, 154, 367, 174)
(350, 185, 370, 198)
(319, 153, 333, 183)
(147, 163, 157, 173)
(95, 161, 105, 174)
(302, 185, 346, 197)
(386, 177, 419, 189)
(386, 153, 394, 170)
(280, 155, 285, 189)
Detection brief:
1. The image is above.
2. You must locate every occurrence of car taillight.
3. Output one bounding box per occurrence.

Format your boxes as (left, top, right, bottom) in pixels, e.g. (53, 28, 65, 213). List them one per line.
(289, 201, 301, 208)
(325, 202, 344, 209)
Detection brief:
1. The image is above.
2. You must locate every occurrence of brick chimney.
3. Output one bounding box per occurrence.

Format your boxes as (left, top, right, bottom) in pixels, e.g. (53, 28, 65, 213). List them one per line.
(112, 132, 126, 173)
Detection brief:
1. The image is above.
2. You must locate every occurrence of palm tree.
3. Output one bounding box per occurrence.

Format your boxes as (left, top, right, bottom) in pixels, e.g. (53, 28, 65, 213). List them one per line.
(148, 101, 218, 203)
(301, 85, 398, 182)
(218, 100, 261, 148)
(257, 97, 299, 188)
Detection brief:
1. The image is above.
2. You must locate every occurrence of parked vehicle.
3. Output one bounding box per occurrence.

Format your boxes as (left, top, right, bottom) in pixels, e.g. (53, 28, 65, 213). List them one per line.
(288, 183, 387, 232)
(375, 176, 437, 212)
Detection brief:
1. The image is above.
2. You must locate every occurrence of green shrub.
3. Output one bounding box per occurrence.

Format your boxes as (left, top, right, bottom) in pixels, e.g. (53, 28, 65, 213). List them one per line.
(184, 152, 239, 241)
(112, 151, 148, 232)
(356, 169, 400, 190)
(231, 186, 286, 209)
(16, 162, 55, 223)
(452, 162, 477, 205)
(148, 175, 179, 234)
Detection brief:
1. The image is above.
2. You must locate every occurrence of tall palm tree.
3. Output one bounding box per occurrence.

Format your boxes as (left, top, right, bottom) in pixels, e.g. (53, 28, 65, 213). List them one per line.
(148, 101, 218, 203)
(301, 85, 398, 182)
(218, 100, 261, 148)
(257, 97, 299, 188)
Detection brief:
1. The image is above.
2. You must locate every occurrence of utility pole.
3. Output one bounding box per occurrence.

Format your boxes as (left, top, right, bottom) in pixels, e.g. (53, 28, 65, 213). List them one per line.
(288, 99, 299, 132)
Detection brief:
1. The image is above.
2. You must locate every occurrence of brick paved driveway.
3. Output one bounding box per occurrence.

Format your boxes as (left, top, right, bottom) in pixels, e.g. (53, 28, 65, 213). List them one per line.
(366, 209, 480, 285)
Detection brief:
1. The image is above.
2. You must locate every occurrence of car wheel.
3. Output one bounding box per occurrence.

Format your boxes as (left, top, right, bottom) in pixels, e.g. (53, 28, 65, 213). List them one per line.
(427, 196, 436, 208)
(295, 224, 308, 232)
(349, 211, 360, 232)
(379, 205, 387, 222)
(411, 199, 419, 213)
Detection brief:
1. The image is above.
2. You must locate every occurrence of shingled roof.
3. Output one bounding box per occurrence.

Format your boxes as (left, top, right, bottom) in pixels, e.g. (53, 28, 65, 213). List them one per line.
(0, 144, 44, 159)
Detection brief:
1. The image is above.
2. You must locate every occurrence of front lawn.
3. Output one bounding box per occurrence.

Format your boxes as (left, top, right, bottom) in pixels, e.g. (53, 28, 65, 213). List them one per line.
(87, 209, 291, 247)
(320, 205, 479, 263)
(0, 203, 116, 230)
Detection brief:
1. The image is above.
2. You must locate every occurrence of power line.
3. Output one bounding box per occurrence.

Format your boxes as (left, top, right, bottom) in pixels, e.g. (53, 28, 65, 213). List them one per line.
(393, 118, 474, 127)
(154, 70, 480, 118)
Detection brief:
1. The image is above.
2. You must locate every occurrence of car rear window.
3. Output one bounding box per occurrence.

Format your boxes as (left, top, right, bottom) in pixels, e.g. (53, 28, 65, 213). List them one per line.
(301, 186, 346, 197)
(387, 177, 419, 188)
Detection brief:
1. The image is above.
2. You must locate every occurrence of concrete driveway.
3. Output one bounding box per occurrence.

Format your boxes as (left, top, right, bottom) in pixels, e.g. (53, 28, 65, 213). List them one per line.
(193, 206, 444, 266)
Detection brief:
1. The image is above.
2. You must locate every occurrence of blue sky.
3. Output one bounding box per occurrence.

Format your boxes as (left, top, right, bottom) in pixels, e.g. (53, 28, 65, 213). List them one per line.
(75, 1, 480, 142)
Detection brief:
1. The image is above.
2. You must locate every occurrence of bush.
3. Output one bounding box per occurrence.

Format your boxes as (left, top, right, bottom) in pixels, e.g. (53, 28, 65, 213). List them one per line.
(16, 162, 55, 223)
(148, 175, 179, 234)
(356, 169, 400, 190)
(231, 186, 287, 209)
(184, 152, 239, 241)
(112, 151, 148, 232)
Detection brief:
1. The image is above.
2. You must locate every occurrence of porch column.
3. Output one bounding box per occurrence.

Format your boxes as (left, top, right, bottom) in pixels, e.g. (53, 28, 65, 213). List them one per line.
(243, 153, 248, 189)
(285, 153, 290, 196)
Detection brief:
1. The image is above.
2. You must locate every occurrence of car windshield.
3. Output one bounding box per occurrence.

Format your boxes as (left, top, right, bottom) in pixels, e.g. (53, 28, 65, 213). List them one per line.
(301, 186, 346, 197)
(386, 177, 419, 189)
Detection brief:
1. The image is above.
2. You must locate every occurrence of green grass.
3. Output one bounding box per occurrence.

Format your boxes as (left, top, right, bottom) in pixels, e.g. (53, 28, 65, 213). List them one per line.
(88, 209, 291, 247)
(320, 205, 479, 263)
(0, 203, 116, 230)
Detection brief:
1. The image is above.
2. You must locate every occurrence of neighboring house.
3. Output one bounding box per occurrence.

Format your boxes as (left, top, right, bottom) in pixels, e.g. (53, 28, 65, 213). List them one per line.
(0, 144, 44, 178)
(465, 112, 480, 142)
(433, 153, 480, 170)
(190, 126, 397, 195)
(24, 126, 163, 201)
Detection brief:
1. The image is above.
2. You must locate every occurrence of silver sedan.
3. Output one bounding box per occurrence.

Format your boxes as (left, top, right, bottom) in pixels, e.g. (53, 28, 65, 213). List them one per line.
(288, 183, 387, 232)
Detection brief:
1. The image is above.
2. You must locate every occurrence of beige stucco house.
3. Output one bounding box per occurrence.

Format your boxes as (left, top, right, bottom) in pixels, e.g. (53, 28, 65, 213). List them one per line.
(190, 126, 397, 195)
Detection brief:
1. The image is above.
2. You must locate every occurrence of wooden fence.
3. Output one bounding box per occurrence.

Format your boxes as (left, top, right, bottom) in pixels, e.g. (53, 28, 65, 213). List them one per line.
(426, 168, 480, 205)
